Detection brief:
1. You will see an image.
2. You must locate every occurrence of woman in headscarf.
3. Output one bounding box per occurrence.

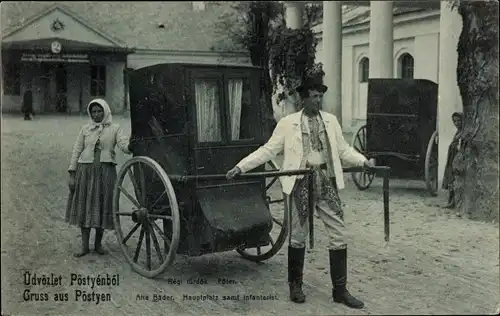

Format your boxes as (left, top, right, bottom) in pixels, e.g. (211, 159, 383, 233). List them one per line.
(66, 99, 133, 257)
(442, 112, 464, 209)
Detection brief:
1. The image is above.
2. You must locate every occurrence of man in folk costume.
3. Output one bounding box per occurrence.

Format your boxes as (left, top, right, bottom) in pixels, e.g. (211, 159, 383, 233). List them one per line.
(226, 76, 374, 309)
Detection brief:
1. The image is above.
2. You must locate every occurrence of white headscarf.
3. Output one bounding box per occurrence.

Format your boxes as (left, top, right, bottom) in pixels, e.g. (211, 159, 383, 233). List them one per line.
(87, 98, 112, 132)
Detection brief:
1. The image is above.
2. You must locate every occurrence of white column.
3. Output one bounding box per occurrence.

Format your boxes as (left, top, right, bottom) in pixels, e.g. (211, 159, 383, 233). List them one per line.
(273, 1, 305, 121)
(322, 1, 343, 124)
(437, 1, 463, 186)
(285, 1, 304, 29)
(369, 1, 394, 78)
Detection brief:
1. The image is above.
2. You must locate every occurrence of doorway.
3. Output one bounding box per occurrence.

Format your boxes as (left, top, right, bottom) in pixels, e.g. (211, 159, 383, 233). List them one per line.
(43, 63, 67, 113)
(54, 64, 67, 112)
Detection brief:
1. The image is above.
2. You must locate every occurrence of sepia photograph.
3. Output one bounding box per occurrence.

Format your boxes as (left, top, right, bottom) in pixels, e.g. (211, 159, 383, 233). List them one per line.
(1, 1, 499, 315)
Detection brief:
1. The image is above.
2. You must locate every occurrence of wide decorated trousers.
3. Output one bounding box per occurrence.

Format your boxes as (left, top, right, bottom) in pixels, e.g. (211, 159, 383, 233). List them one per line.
(287, 167, 347, 250)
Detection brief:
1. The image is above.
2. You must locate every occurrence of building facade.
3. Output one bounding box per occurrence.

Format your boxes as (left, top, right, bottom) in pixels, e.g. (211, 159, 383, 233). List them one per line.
(1, 2, 249, 115)
(314, 6, 443, 133)
(276, 2, 462, 133)
(280, 1, 464, 185)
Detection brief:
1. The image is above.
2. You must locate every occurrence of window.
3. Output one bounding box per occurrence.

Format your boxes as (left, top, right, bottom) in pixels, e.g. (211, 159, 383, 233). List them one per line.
(228, 78, 253, 141)
(90, 65, 106, 96)
(3, 61, 21, 95)
(195, 78, 222, 142)
(359, 57, 369, 83)
(194, 75, 257, 144)
(399, 53, 414, 79)
(130, 65, 188, 138)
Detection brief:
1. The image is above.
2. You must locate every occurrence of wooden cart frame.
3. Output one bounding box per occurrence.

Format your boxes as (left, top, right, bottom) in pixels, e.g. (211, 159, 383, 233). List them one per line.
(350, 79, 439, 196)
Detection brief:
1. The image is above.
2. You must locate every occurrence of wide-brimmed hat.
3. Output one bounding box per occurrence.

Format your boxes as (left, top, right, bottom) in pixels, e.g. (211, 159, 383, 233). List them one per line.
(295, 76, 328, 94)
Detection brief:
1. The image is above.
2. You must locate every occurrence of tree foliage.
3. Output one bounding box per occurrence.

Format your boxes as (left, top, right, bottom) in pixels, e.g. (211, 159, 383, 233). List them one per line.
(215, 1, 325, 115)
(214, 1, 283, 132)
(303, 2, 323, 28)
(215, 1, 285, 64)
(269, 26, 324, 104)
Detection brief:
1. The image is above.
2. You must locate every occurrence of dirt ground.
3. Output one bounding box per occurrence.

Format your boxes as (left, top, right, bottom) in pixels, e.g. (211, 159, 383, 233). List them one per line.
(1, 114, 499, 316)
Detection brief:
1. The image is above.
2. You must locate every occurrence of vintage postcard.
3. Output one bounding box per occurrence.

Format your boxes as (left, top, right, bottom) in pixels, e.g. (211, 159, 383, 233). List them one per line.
(1, 1, 498, 315)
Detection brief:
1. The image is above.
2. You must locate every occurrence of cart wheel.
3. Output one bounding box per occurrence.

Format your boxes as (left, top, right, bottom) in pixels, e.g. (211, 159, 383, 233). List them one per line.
(237, 159, 289, 262)
(113, 156, 180, 278)
(351, 125, 375, 190)
(425, 130, 439, 196)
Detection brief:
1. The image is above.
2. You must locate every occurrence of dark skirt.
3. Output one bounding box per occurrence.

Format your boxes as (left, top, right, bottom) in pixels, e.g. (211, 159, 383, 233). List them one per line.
(442, 141, 459, 190)
(65, 162, 117, 230)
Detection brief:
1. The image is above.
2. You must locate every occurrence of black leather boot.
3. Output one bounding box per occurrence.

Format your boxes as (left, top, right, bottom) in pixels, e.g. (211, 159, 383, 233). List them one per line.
(329, 248, 364, 309)
(288, 246, 306, 303)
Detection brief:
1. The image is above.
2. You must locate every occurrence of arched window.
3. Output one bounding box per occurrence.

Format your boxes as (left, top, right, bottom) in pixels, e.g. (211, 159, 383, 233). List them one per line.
(359, 57, 369, 83)
(399, 53, 414, 79)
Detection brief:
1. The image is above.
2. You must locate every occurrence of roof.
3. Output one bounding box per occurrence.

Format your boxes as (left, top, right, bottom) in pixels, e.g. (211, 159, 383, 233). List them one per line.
(1, 1, 238, 52)
(1, 2, 436, 52)
(311, 4, 433, 28)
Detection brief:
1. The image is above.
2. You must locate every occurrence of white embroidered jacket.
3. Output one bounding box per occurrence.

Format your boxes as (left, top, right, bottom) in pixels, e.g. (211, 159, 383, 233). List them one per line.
(236, 110, 367, 195)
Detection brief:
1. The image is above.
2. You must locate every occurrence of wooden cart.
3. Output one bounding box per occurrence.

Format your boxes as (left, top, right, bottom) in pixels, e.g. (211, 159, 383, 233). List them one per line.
(350, 79, 439, 196)
(112, 63, 310, 278)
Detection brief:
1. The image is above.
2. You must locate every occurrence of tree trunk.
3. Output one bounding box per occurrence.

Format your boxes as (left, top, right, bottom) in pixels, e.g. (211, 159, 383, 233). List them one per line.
(455, 1, 499, 222)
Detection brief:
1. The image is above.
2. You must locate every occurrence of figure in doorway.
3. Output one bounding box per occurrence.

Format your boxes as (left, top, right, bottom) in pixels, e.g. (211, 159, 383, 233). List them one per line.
(22, 89, 34, 120)
(442, 112, 464, 209)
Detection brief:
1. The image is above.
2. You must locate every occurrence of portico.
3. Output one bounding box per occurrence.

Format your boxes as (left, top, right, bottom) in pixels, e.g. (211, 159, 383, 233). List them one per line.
(284, 0, 463, 186)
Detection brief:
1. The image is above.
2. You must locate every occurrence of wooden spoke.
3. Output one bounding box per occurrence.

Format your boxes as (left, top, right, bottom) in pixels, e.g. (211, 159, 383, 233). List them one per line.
(117, 212, 133, 216)
(257, 247, 261, 255)
(148, 214, 172, 221)
(123, 223, 141, 245)
(133, 225, 145, 263)
(119, 185, 141, 208)
(356, 134, 363, 151)
(148, 221, 164, 262)
(150, 219, 171, 248)
(145, 222, 152, 271)
(265, 177, 279, 191)
(351, 126, 374, 191)
(127, 169, 143, 205)
(163, 219, 170, 250)
(362, 124, 366, 148)
(425, 130, 439, 196)
(272, 217, 283, 227)
(150, 190, 167, 210)
(137, 163, 147, 205)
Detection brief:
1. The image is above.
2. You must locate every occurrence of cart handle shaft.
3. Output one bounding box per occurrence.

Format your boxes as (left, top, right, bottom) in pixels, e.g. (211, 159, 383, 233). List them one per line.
(169, 166, 390, 181)
(169, 166, 391, 244)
